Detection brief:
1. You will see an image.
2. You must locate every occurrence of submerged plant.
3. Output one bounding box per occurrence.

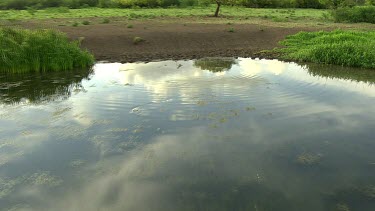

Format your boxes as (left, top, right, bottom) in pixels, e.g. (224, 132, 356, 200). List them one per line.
(0, 28, 94, 73)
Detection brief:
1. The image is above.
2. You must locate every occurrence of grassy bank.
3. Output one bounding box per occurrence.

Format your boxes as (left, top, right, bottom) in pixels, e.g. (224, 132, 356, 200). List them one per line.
(272, 30, 375, 69)
(0, 7, 328, 21)
(0, 28, 94, 73)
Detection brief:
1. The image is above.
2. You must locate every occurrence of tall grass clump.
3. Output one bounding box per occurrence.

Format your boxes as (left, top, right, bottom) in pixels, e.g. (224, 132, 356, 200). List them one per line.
(274, 30, 375, 68)
(0, 28, 94, 73)
(331, 6, 375, 23)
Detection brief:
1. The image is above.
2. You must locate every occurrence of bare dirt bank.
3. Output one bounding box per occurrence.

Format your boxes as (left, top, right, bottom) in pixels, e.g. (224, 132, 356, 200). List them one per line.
(54, 20, 312, 62)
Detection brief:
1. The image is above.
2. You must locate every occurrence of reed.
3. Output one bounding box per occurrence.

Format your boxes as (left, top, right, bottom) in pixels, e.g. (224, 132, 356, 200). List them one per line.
(0, 27, 94, 73)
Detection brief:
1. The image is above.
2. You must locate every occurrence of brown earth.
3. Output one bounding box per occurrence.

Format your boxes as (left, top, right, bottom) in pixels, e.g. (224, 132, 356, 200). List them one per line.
(14, 18, 323, 62)
(56, 19, 314, 62)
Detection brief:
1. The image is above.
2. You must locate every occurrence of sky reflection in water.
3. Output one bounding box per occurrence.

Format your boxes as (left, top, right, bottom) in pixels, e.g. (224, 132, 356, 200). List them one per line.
(0, 58, 375, 211)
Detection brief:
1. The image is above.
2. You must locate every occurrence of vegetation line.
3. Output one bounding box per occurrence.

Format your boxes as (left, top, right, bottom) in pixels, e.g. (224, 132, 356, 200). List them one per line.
(0, 28, 94, 73)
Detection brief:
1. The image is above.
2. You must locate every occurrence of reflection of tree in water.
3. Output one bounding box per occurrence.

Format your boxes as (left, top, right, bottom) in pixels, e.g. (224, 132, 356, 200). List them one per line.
(304, 63, 375, 84)
(0, 69, 93, 105)
(194, 58, 237, 73)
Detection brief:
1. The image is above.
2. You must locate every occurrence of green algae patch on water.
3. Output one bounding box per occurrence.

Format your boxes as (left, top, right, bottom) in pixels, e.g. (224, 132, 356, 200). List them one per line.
(273, 30, 375, 69)
(0, 28, 94, 73)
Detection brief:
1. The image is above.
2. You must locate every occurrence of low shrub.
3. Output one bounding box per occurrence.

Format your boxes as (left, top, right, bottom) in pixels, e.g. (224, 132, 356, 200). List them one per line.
(101, 18, 110, 23)
(82, 20, 91, 25)
(0, 28, 94, 73)
(133, 36, 144, 44)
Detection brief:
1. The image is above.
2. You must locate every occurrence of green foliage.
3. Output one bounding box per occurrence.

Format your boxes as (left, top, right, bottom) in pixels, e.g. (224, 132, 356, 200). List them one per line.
(274, 30, 375, 68)
(294, 0, 325, 8)
(0, 28, 94, 73)
(133, 36, 144, 44)
(45, 6, 71, 13)
(98, 0, 116, 7)
(0, 0, 99, 9)
(127, 23, 133, 28)
(0, 0, 367, 9)
(26, 6, 38, 15)
(331, 6, 375, 23)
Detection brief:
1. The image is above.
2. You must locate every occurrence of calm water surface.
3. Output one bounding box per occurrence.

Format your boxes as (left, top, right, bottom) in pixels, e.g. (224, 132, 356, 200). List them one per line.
(0, 58, 375, 211)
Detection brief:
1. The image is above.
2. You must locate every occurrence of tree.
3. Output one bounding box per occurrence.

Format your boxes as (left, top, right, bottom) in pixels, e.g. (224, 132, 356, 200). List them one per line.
(212, 0, 235, 17)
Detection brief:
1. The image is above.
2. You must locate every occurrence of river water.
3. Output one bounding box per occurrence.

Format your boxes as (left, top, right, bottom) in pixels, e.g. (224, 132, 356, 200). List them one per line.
(0, 58, 375, 211)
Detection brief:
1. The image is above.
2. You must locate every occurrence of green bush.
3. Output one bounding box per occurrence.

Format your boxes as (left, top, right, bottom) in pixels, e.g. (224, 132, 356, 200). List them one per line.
(0, 28, 94, 73)
(133, 36, 144, 44)
(0, 0, 38, 9)
(45, 6, 70, 13)
(274, 30, 375, 68)
(158, 0, 181, 7)
(331, 6, 375, 23)
(179, 0, 196, 7)
(293, 0, 325, 8)
(98, 0, 116, 7)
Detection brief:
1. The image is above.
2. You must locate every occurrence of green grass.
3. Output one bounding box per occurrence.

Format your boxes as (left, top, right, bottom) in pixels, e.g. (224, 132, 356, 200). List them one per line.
(0, 6, 328, 21)
(0, 27, 94, 73)
(273, 30, 375, 69)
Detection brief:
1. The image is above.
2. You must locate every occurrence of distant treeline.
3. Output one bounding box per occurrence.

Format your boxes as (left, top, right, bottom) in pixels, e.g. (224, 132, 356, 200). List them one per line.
(0, 0, 372, 9)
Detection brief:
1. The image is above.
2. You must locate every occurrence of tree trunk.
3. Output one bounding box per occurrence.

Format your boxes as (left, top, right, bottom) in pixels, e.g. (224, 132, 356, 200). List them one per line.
(214, 2, 221, 17)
